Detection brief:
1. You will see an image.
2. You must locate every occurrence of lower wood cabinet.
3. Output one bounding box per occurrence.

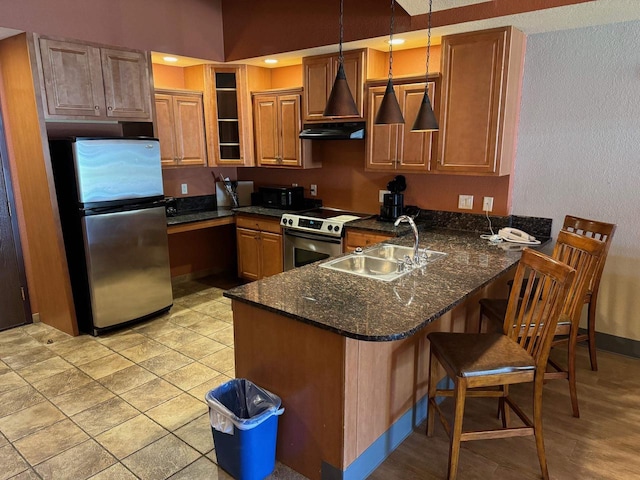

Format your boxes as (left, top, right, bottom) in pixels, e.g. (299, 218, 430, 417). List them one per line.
(236, 216, 283, 280)
(344, 229, 393, 253)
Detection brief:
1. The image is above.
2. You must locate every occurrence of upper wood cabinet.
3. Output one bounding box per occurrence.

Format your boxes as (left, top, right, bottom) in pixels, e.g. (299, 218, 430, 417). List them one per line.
(205, 65, 255, 167)
(435, 26, 526, 176)
(366, 78, 438, 173)
(303, 49, 385, 123)
(253, 88, 320, 169)
(36, 36, 153, 121)
(155, 89, 207, 168)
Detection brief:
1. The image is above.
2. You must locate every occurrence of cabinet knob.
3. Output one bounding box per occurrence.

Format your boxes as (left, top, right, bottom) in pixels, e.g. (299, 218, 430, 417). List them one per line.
(107, 106, 113, 111)
(94, 105, 100, 110)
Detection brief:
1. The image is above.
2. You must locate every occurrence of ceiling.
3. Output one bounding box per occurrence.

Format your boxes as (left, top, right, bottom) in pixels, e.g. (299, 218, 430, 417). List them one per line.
(3, 1, 640, 68)
(151, 0, 640, 68)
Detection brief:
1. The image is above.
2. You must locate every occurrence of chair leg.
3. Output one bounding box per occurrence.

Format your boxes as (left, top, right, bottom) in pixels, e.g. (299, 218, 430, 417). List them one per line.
(478, 306, 485, 333)
(532, 375, 550, 480)
(499, 384, 510, 427)
(447, 378, 467, 480)
(426, 349, 439, 437)
(587, 297, 598, 371)
(568, 331, 580, 418)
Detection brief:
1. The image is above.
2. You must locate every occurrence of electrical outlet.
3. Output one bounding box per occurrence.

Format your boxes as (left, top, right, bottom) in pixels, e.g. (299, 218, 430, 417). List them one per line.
(292, 183, 298, 187)
(379, 189, 391, 203)
(181, 183, 188, 195)
(310, 184, 317, 196)
(458, 194, 473, 210)
(482, 196, 494, 212)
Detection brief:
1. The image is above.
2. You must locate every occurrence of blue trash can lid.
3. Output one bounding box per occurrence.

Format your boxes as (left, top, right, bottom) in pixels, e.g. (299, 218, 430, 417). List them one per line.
(206, 378, 284, 432)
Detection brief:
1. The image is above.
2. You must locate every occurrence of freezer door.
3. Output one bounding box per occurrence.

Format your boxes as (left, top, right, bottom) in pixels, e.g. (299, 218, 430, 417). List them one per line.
(73, 138, 164, 203)
(82, 205, 172, 329)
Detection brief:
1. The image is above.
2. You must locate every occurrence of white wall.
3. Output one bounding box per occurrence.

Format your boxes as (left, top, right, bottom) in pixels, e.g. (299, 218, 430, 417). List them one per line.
(512, 20, 640, 341)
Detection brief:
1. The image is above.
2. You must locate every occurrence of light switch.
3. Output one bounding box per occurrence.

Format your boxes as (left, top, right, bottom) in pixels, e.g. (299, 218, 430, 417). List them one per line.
(181, 184, 188, 195)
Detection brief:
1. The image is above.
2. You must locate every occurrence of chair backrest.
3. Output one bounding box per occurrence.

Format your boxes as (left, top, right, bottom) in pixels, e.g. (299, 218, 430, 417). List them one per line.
(552, 230, 606, 327)
(503, 249, 575, 370)
(562, 215, 616, 295)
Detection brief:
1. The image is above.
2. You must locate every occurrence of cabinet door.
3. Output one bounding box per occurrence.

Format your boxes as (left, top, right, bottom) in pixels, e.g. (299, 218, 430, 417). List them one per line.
(254, 95, 280, 166)
(237, 227, 261, 281)
(365, 85, 398, 171)
(154, 94, 178, 166)
(397, 82, 435, 172)
(303, 56, 332, 121)
(38, 38, 105, 118)
(101, 48, 152, 120)
(344, 230, 392, 253)
(332, 50, 365, 119)
(260, 232, 283, 278)
(436, 28, 510, 175)
(278, 94, 302, 167)
(173, 94, 207, 166)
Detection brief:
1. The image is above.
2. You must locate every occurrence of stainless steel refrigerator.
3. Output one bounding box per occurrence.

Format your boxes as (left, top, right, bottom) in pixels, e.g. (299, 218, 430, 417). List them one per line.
(50, 137, 173, 335)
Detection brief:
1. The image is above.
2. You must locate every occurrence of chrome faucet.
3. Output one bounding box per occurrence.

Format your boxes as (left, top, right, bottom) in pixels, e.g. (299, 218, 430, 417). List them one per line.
(394, 215, 420, 264)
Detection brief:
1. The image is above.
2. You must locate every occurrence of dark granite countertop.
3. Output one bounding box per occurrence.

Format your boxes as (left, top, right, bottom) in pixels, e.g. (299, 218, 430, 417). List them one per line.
(345, 216, 432, 236)
(166, 208, 235, 226)
(232, 206, 293, 218)
(224, 229, 546, 342)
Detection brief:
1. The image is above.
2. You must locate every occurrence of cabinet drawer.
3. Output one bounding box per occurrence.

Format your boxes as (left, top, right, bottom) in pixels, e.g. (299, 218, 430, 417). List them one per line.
(236, 215, 282, 234)
(344, 230, 393, 252)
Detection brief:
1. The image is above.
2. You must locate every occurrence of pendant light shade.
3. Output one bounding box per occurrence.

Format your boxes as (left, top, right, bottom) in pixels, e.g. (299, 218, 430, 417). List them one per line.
(375, 79, 404, 124)
(375, 0, 404, 125)
(411, 0, 439, 131)
(323, 0, 359, 117)
(412, 92, 438, 131)
(324, 63, 359, 116)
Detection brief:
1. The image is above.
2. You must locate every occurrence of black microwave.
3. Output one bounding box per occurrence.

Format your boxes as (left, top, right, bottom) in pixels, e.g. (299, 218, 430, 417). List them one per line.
(259, 186, 305, 209)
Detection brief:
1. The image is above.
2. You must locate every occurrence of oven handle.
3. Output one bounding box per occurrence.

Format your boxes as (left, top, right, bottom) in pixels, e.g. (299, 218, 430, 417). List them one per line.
(283, 229, 342, 245)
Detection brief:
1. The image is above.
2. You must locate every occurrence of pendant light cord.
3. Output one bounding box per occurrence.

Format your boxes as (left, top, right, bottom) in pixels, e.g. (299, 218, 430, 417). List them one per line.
(388, 0, 396, 80)
(339, 0, 344, 63)
(424, 0, 432, 96)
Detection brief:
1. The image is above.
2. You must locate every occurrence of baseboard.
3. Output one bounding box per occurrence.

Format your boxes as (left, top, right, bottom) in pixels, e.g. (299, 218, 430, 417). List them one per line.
(581, 328, 640, 359)
(171, 268, 226, 285)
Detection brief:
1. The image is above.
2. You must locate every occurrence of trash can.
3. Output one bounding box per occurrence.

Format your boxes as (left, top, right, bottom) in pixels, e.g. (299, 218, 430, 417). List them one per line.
(206, 379, 284, 480)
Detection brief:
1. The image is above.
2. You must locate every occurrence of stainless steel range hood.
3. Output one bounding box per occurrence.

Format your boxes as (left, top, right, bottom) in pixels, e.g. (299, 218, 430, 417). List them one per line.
(299, 122, 365, 140)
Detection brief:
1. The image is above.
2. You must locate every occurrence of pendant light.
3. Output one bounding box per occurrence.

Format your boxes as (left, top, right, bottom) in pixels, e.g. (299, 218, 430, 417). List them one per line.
(411, 0, 439, 131)
(374, 0, 404, 125)
(323, 0, 359, 117)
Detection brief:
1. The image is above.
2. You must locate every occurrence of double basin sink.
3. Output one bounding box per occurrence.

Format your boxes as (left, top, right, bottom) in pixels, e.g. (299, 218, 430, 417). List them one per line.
(320, 243, 446, 282)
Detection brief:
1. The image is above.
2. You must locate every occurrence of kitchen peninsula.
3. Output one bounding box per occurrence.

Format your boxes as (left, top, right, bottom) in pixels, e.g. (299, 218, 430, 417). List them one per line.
(224, 228, 537, 480)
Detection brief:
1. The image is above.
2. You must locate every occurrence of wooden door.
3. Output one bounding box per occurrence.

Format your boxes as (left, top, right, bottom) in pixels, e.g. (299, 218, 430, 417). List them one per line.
(332, 50, 365, 119)
(237, 227, 261, 281)
(278, 94, 302, 167)
(0, 124, 30, 331)
(173, 94, 207, 166)
(38, 38, 105, 118)
(254, 95, 279, 166)
(436, 28, 507, 174)
(154, 94, 178, 167)
(303, 56, 332, 121)
(397, 82, 435, 172)
(260, 232, 283, 278)
(365, 85, 398, 171)
(101, 48, 152, 120)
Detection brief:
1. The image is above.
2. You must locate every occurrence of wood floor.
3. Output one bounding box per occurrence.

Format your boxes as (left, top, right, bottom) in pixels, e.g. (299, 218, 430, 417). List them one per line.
(369, 346, 640, 479)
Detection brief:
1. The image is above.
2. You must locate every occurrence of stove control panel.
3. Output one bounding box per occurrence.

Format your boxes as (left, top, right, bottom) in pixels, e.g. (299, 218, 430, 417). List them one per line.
(281, 213, 349, 237)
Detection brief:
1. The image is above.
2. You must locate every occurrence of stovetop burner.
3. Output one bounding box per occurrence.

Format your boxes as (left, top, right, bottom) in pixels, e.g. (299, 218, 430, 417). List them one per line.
(281, 207, 371, 237)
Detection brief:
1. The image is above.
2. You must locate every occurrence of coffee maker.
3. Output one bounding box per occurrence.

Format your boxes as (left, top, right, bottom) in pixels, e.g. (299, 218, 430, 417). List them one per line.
(380, 175, 406, 221)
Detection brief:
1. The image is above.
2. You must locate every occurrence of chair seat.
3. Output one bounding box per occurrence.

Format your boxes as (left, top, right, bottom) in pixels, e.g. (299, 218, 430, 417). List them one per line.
(428, 332, 535, 378)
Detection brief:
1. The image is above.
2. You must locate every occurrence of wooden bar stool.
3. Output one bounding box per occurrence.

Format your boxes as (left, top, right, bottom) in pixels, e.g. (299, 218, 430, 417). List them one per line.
(477, 231, 606, 417)
(427, 248, 576, 480)
(562, 215, 616, 371)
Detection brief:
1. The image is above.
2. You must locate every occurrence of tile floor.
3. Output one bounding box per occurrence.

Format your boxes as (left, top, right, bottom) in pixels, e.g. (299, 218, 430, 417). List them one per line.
(0, 276, 303, 480)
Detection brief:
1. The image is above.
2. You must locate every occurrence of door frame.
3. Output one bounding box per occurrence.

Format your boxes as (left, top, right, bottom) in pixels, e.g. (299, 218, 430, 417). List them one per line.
(0, 100, 32, 325)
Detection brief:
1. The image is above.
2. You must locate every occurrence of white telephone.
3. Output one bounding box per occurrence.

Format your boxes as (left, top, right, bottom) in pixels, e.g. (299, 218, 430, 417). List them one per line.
(498, 227, 541, 245)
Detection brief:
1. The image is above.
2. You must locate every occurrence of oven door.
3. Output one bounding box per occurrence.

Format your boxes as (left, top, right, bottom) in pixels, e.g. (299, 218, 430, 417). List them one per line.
(283, 229, 343, 271)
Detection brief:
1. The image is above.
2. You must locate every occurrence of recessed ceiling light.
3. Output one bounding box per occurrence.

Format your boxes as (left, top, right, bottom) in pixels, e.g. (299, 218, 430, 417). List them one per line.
(264, 59, 278, 64)
(388, 38, 405, 46)
(163, 56, 179, 63)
